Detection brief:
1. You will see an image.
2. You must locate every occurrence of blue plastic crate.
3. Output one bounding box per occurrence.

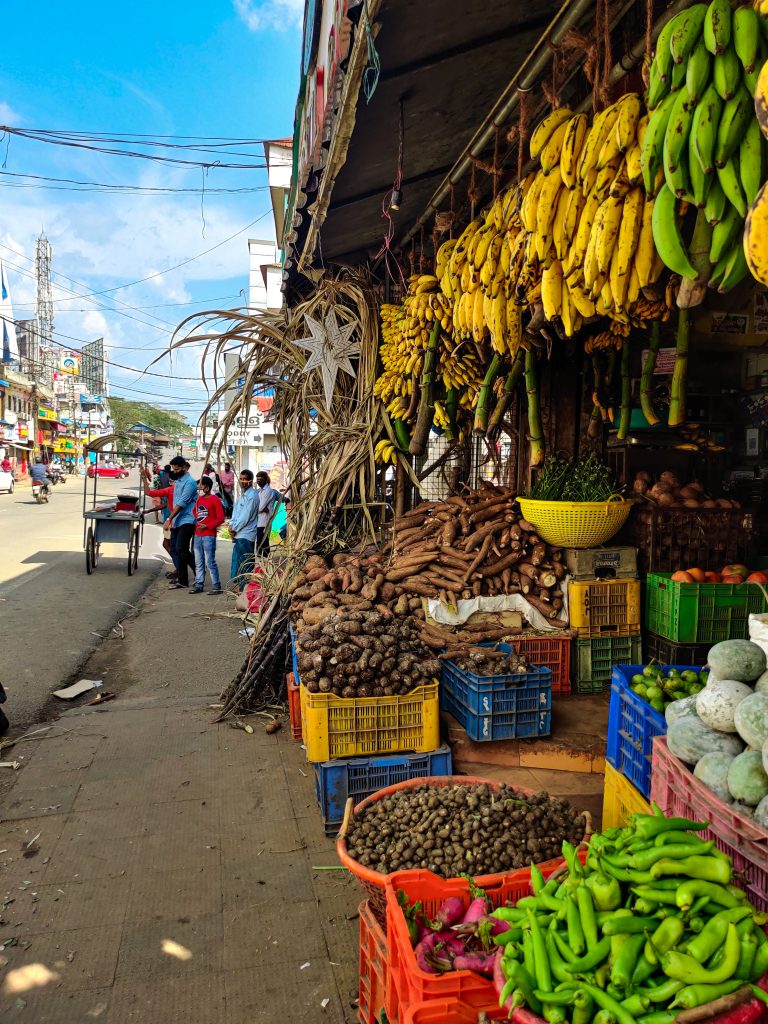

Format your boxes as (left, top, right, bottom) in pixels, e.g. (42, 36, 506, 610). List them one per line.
(289, 622, 300, 684)
(606, 664, 700, 799)
(440, 654, 552, 742)
(312, 746, 453, 835)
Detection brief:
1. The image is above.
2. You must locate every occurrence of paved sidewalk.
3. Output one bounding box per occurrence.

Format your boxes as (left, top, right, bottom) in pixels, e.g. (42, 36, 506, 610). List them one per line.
(0, 697, 361, 1021)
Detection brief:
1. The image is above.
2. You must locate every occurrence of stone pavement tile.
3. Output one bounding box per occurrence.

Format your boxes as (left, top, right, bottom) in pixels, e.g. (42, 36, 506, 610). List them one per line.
(217, 818, 303, 856)
(0, 986, 111, 1023)
(62, 756, 153, 785)
(309, 864, 360, 904)
(71, 777, 150, 812)
(131, 830, 221, 877)
(222, 899, 330, 971)
(331, 962, 363, 1023)
(216, 782, 298, 827)
(0, 817, 66, 882)
(293, 815, 341, 858)
(108, 971, 225, 1024)
(41, 834, 140, 884)
(0, 925, 122, 996)
(140, 799, 220, 837)
(149, 730, 220, 759)
(114, 913, 224, 981)
(10, 877, 131, 934)
(315, 896, 361, 967)
(0, 784, 80, 821)
(19, 733, 106, 774)
(221, 850, 315, 908)
(58, 806, 146, 842)
(124, 868, 223, 924)
(224, 961, 349, 1023)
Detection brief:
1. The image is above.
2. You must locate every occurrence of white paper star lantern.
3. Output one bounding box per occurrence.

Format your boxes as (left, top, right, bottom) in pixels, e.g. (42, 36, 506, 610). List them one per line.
(294, 309, 359, 408)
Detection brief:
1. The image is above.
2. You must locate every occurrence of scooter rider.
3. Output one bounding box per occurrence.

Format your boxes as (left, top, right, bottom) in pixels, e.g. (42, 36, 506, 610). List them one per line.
(30, 458, 52, 496)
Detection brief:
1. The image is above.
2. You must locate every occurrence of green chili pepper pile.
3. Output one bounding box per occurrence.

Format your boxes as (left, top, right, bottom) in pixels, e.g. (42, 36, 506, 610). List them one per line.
(491, 809, 768, 1024)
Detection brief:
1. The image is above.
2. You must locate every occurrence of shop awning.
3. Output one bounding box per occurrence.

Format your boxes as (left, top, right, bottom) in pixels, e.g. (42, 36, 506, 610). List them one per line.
(0, 379, 9, 387)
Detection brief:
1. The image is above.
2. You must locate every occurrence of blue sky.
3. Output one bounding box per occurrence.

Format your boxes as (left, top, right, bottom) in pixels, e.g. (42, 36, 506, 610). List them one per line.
(0, 0, 301, 421)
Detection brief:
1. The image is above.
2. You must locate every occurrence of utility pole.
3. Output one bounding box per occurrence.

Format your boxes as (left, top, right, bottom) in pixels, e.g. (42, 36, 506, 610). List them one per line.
(34, 231, 54, 459)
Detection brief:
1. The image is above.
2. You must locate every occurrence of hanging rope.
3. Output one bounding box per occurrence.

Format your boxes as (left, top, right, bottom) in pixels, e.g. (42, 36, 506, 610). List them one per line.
(542, 39, 565, 109)
(643, 0, 655, 87)
(599, 0, 615, 107)
(467, 162, 481, 219)
(419, 225, 426, 273)
(562, 29, 600, 107)
(516, 87, 531, 185)
(593, 0, 604, 111)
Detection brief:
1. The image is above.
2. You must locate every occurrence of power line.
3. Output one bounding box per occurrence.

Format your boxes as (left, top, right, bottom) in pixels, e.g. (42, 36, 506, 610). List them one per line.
(12, 292, 241, 311)
(0, 169, 269, 194)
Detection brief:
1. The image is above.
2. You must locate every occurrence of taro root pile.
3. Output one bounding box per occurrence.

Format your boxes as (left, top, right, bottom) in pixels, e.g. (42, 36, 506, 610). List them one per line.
(448, 645, 531, 677)
(631, 471, 740, 509)
(345, 782, 586, 877)
(390, 483, 566, 626)
(296, 608, 441, 698)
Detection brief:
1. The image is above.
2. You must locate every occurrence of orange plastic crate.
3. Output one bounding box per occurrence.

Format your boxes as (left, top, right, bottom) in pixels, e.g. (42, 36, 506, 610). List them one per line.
(287, 673, 302, 741)
(404, 1000, 482, 1023)
(384, 869, 533, 1022)
(358, 900, 388, 1024)
(511, 632, 571, 695)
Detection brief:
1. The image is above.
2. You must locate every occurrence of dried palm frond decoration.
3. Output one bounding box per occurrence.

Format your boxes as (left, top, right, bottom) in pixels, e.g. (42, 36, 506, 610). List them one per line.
(160, 268, 384, 718)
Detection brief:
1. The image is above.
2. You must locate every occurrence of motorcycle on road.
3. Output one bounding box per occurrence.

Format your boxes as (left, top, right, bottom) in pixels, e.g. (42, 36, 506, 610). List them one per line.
(32, 481, 51, 504)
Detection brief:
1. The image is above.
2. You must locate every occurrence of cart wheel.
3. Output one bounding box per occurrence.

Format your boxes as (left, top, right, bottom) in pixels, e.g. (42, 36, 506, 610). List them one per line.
(85, 528, 95, 575)
(127, 528, 138, 576)
(132, 525, 140, 570)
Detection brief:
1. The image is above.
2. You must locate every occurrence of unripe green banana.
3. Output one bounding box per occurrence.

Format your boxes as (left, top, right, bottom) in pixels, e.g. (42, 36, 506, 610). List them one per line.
(664, 86, 695, 174)
(654, 14, 679, 81)
(647, 58, 670, 110)
(717, 238, 750, 292)
(717, 156, 748, 217)
(704, 0, 732, 56)
(688, 128, 712, 207)
(740, 117, 764, 205)
(664, 129, 692, 198)
(744, 41, 768, 96)
(733, 6, 761, 74)
(691, 82, 723, 174)
(671, 58, 688, 92)
(709, 203, 743, 263)
(686, 39, 712, 102)
(704, 172, 728, 224)
(652, 183, 697, 277)
(715, 86, 754, 168)
(641, 91, 678, 192)
(713, 45, 742, 100)
(670, 4, 708, 64)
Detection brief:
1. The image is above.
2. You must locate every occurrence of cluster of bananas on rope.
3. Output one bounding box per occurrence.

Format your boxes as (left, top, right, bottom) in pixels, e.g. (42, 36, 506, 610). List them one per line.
(373, 439, 399, 465)
(644, 0, 768, 292)
(436, 185, 532, 356)
(522, 94, 667, 334)
(584, 329, 625, 353)
(745, 45, 768, 286)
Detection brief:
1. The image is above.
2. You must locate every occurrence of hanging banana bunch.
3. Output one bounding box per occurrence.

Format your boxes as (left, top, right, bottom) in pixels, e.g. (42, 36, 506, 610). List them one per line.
(643, 0, 768, 293)
(744, 48, 768, 285)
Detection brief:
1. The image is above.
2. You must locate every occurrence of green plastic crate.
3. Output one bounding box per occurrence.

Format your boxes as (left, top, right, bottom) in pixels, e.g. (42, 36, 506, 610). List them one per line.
(645, 573, 768, 644)
(574, 635, 642, 694)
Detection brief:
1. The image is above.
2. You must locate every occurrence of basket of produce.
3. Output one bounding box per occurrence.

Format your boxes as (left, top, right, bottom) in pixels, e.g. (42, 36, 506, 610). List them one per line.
(652, 639, 768, 908)
(646, 571, 768, 645)
(336, 777, 590, 923)
(606, 663, 707, 798)
(519, 455, 632, 549)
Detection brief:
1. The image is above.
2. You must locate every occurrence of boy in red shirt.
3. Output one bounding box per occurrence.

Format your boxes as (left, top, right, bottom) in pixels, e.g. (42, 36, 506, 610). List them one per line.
(191, 475, 225, 595)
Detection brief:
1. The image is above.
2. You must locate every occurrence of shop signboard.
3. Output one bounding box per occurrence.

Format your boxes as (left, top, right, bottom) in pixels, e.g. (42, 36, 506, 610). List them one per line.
(61, 352, 80, 375)
(38, 406, 56, 421)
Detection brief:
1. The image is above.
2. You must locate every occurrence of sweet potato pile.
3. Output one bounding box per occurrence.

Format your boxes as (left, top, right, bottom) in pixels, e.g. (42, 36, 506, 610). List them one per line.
(448, 645, 531, 677)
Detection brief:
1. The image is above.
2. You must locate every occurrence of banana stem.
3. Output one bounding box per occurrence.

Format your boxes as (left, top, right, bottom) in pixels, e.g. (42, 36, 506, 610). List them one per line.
(525, 348, 544, 468)
(668, 308, 690, 428)
(409, 321, 441, 456)
(444, 387, 460, 442)
(617, 340, 632, 441)
(393, 417, 411, 452)
(473, 354, 502, 436)
(588, 403, 603, 439)
(487, 350, 526, 439)
(640, 320, 662, 427)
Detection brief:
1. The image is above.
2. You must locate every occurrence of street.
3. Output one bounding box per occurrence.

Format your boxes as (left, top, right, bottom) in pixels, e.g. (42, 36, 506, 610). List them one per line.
(0, 470, 166, 730)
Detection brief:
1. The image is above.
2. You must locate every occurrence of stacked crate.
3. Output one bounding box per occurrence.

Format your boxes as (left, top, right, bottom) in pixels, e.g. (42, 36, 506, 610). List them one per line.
(289, 626, 451, 836)
(565, 548, 641, 693)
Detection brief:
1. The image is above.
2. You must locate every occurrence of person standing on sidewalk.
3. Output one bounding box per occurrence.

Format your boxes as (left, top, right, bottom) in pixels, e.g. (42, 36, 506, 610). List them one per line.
(218, 462, 235, 515)
(190, 476, 225, 595)
(227, 469, 259, 591)
(255, 471, 282, 558)
(167, 456, 198, 590)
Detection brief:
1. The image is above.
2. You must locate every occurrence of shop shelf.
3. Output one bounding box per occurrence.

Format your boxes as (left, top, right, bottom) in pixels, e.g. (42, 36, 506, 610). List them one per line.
(300, 682, 440, 762)
(385, 868, 534, 1021)
(605, 664, 698, 798)
(602, 762, 652, 829)
(646, 572, 768, 644)
(287, 672, 302, 741)
(358, 900, 388, 1024)
(644, 631, 712, 666)
(568, 578, 641, 633)
(509, 633, 572, 695)
(404, 1000, 484, 1024)
(573, 635, 642, 694)
(440, 658, 551, 742)
(628, 504, 755, 575)
(313, 746, 453, 836)
(564, 545, 638, 581)
(651, 736, 768, 911)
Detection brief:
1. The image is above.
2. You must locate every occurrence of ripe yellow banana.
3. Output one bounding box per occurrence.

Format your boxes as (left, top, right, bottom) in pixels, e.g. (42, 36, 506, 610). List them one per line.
(560, 113, 589, 190)
(530, 107, 574, 159)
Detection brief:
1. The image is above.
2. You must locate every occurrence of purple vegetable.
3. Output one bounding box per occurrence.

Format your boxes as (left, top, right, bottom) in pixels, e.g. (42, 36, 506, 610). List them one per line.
(461, 896, 491, 926)
(453, 952, 498, 976)
(489, 916, 511, 937)
(414, 931, 464, 974)
(433, 896, 465, 929)
(414, 934, 442, 974)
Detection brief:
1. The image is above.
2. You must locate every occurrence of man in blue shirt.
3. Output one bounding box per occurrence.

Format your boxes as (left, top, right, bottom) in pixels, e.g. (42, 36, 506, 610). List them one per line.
(227, 469, 259, 591)
(167, 456, 198, 589)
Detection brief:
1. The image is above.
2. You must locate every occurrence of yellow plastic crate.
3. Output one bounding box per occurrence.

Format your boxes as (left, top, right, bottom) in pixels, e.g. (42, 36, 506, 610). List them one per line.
(568, 578, 641, 634)
(602, 762, 651, 829)
(299, 682, 440, 762)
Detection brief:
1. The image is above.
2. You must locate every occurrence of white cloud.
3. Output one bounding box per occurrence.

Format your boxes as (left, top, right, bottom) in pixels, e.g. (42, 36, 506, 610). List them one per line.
(0, 101, 22, 125)
(234, 0, 303, 32)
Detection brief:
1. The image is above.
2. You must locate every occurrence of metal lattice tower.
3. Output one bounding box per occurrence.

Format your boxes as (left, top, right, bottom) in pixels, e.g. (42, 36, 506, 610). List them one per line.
(35, 230, 54, 382)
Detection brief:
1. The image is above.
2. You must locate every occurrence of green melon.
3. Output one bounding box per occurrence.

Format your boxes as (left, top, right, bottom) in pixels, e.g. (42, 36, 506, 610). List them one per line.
(707, 640, 767, 683)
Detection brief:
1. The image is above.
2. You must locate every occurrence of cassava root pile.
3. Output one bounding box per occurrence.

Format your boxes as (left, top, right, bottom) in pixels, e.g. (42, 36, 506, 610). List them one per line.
(296, 609, 441, 698)
(447, 645, 531, 677)
(344, 782, 586, 877)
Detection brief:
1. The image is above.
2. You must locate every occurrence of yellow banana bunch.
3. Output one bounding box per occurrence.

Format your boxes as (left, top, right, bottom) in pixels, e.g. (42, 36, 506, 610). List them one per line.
(374, 439, 398, 465)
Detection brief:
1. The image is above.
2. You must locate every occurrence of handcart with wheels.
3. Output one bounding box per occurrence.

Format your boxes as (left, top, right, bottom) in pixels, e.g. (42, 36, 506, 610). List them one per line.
(82, 434, 146, 575)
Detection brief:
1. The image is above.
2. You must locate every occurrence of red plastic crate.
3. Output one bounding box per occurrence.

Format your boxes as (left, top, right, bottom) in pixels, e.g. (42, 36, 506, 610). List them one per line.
(651, 736, 768, 911)
(508, 632, 572, 695)
(287, 672, 302, 741)
(358, 900, 387, 1024)
(404, 1000, 481, 1023)
(384, 868, 533, 1022)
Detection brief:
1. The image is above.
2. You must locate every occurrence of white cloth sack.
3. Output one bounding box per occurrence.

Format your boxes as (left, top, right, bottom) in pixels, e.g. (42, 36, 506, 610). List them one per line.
(749, 614, 768, 661)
